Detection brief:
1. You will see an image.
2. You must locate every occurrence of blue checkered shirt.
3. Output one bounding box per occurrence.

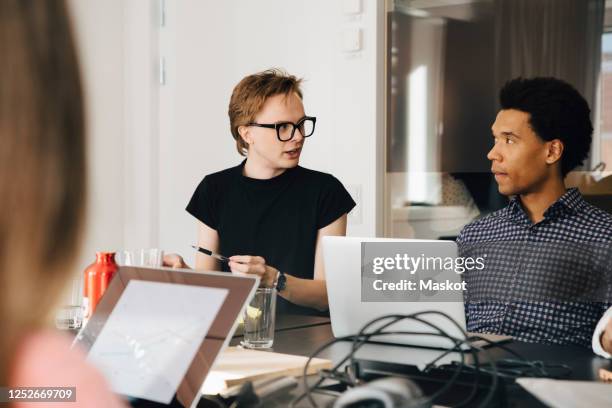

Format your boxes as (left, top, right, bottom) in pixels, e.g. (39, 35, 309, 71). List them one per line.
(457, 188, 612, 347)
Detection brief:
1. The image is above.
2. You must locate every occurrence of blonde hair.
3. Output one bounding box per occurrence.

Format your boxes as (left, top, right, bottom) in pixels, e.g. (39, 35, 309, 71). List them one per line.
(228, 68, 303, 156)
(0, 0, 86, 385)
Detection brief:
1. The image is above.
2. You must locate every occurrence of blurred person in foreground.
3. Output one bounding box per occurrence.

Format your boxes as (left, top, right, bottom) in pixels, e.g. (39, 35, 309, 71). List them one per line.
(0, 1, 125, 406)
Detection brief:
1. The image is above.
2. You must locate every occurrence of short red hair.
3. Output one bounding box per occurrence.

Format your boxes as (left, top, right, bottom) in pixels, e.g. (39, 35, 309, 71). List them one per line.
(228, 68, 303, 155)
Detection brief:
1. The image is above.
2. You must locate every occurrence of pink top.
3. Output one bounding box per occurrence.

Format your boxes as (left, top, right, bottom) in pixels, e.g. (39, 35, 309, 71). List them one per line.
(10, 330, 127, 408)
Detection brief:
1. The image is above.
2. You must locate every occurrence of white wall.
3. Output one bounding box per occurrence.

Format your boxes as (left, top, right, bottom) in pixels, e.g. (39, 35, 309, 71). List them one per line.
(122, 1, 162, 250)
(68, 0, 126, 270)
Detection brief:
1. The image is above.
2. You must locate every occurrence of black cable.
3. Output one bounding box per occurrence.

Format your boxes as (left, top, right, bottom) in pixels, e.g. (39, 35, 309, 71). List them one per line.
(295, 329, 471, 407)
(464, 335, 571, 378)
(294, 334, 360, 408)
(421, 332, 529, 378)
(455, 346, 481, 408)
(349, 331, 469, 404)
(376, 312, 495, 407)
(361, 316, 500, 408)
(296, 324, 452, 407)
(346, 333, 489, 407)
(349, 314, 469, 403)
(449, 358, 572, 380)
(349, 312, 465, 368)
(291, 311, 500, 408)
(292, 311, 503, 408)
(348, 311, 485, 404)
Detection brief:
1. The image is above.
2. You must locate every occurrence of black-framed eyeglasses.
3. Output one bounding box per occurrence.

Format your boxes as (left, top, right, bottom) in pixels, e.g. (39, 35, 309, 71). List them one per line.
(246, 116, 316, 142)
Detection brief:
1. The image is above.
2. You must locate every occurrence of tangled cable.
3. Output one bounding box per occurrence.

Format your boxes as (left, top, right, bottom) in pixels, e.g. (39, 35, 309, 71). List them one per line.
(290, 310, 503, 408)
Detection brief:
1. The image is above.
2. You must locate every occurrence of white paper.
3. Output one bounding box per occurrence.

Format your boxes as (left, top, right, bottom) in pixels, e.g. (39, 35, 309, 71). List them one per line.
(517, 378, 612, 408)
(87, 280, 228, 403)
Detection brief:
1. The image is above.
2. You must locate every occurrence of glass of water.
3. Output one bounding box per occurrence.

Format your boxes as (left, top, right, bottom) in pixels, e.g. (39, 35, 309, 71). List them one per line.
(241, 288, 277, 349)
(117, 248, 164, 267)
(55, 278, 83, 330)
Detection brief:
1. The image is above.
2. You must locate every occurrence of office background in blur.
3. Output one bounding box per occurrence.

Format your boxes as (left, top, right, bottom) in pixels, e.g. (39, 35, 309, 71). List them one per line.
(69, 0, 612, 269)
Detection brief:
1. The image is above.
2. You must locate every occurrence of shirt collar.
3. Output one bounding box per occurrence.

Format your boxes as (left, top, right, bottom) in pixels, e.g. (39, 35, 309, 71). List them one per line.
(503, 188, 585, 224)
(551, 187, 585, 215)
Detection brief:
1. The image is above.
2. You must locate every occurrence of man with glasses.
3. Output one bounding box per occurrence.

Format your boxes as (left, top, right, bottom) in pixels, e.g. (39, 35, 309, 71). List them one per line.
(167, 69, 355, 315)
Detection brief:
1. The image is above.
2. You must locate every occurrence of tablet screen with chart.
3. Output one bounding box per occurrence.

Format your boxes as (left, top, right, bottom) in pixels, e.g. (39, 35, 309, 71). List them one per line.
(74, 266, 258, 408)
(87, 280, 227, 403)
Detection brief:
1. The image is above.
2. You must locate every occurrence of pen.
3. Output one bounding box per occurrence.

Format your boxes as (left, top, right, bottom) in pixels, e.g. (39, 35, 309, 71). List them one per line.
(191, 245, 230, 263)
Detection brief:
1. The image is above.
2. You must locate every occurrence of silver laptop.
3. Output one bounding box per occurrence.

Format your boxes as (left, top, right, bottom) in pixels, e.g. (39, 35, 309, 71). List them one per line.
(74, 266, 259, 408)
(323, 236, 509, 349)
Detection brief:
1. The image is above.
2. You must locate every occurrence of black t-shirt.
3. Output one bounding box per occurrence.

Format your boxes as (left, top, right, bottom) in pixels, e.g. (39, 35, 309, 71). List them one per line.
(186, 160, 356, 315)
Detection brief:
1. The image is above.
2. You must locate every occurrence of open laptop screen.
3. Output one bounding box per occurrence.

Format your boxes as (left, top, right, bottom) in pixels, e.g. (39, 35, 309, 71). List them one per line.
(73, 266, 258, 408)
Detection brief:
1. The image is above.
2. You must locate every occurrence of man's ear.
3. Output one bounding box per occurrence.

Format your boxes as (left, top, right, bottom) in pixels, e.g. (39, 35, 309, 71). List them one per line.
(238, 125, 252, 145)
(546, 139, 564, 165)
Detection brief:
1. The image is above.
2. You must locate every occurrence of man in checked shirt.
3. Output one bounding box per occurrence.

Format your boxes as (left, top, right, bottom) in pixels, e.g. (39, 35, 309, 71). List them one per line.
(457, 77, 612, 347)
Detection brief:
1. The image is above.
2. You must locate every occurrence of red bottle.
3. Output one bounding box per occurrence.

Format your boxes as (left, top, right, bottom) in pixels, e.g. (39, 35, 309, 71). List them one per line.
(83, 252, 118, 321)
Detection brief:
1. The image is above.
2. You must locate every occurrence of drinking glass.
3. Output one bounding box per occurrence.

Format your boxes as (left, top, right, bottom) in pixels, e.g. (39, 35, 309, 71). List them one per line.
(241, 288, 277, 349)
(117, 248, 164, 267)
(55, 278, 83, 330)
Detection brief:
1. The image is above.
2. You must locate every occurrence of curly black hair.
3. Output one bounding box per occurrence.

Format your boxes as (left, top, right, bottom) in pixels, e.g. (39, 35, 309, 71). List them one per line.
(499, 77, 593, 176)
